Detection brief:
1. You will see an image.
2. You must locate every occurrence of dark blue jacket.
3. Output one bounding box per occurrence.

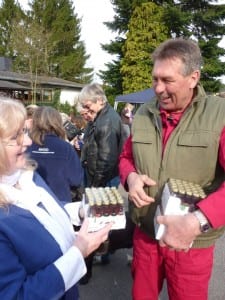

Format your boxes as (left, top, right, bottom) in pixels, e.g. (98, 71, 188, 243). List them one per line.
(0, 172, 80, 300)
(27, 134, 83, 203)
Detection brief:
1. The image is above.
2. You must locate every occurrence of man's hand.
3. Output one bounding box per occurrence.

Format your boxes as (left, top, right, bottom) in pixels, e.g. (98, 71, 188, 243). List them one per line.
(157, 213, 201, 251)
(127, 172, 156, 207)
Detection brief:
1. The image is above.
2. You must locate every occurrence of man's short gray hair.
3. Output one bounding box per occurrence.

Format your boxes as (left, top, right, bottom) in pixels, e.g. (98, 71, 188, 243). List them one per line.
(152, 38, 203, 76)
(78, 83, 107, 105)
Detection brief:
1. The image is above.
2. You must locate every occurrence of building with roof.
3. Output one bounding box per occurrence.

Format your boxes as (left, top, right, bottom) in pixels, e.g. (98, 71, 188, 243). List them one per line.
(0, 57, 84, 106)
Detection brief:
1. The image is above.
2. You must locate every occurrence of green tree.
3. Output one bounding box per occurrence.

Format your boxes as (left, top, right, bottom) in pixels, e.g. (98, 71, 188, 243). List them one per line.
(9, 18, 52, 103)
(102, 0, 225, 95)
(162, 0, 225, 92)
(0, 0, 23, 56)
(121, 2, 169, 93)
(100, 0, 134, 98)
(0, 0, 93, 84)
(29, 0, 93, 83)
(10, 19, 51, 74)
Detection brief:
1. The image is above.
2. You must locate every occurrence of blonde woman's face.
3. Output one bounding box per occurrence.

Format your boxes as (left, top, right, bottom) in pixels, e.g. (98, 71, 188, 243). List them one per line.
(3, 123, 32, 174)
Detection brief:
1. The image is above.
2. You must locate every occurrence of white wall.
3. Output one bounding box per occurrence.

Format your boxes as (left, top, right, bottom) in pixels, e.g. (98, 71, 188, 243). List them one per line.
(60, 89, 80, 106)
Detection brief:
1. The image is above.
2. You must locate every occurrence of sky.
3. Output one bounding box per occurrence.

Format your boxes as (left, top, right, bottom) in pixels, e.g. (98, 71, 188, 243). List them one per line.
(13, 0, 225, 83)
(75, 0, 116, 81)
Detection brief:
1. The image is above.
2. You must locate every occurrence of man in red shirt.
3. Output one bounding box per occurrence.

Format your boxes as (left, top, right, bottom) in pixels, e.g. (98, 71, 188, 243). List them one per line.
(119, 38, 225, 300)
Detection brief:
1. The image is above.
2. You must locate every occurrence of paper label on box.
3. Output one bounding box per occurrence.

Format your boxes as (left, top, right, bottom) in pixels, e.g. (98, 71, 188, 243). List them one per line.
(87, 214, 126, 232)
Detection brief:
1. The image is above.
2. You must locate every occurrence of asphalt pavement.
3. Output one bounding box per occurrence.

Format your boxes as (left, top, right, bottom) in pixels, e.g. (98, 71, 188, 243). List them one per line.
(79, 249, 133, 300)
(79, 233, 225, 300)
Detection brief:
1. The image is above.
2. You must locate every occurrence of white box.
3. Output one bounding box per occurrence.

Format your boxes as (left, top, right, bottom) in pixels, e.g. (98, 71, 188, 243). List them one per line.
(83, 193, 126, 232)
(154, 183, 190, 240)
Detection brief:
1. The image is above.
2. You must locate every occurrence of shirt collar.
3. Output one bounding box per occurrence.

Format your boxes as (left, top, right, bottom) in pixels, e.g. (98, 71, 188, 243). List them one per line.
(160, 108, 183, 126)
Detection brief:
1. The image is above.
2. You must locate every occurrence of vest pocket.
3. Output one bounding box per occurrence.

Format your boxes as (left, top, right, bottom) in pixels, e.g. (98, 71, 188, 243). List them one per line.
(174, 130, 218, 183)
(132, 131, 154, 144)
(178, 131, 210, 147)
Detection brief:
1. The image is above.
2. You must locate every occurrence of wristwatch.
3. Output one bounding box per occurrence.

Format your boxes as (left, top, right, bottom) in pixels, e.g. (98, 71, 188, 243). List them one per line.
(193, 209, 211, 233)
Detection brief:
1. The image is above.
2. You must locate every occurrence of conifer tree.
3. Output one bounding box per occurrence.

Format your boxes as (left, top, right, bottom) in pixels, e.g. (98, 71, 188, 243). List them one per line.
(29, 0, 93, 82)
(0, 0, 93, 83)
(121, 2, 169, 93)
(102, 0, 225, 94)
(162, 0, 225, 92)
(0, 0, 23, 56)
(100, 0, 134, 98)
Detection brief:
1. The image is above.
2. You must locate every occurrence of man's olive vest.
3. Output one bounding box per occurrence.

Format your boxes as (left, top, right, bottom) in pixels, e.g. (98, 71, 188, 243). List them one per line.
(130, 84, 225, 248)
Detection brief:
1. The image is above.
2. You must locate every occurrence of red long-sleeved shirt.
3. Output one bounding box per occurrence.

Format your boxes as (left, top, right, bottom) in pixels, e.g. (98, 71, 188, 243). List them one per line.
(119, 109, 225, 228)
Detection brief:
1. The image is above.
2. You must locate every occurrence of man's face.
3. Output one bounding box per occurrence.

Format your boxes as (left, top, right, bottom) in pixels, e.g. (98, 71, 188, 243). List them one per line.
(82, 98, 104, 115)
(152, 58, 200, 112)
(80, 108, 96, 122)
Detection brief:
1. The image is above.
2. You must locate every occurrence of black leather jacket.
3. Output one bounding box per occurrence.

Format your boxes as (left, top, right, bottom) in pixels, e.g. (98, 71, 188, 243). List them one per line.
(81, 103, 123, 187)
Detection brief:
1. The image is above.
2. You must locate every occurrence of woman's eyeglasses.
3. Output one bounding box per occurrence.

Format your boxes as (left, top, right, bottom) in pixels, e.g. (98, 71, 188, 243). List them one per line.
(3, 127, 29, 146)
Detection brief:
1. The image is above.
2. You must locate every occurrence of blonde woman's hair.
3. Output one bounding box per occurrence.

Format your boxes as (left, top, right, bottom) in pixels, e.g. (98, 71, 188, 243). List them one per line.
(30, 106, 66, 145)
(0, 98, 35, 207)
(0, 98, 27, 174)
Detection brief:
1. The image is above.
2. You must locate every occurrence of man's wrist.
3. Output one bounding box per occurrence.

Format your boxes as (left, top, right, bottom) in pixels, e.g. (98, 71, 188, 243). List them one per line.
(127, 172, 137, 183)
(125, 172, 137, 190)
(192, 209, 211, 233)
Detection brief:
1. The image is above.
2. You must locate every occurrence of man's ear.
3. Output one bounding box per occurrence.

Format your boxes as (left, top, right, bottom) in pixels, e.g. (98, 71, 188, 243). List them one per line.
(190, 70, 201, 88)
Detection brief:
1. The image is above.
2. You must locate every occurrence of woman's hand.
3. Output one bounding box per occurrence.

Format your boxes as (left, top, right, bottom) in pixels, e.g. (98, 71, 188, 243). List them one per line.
(73, 219, 113, 257)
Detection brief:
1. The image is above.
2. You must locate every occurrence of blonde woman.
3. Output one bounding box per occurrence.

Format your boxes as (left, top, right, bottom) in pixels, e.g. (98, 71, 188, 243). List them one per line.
(0, 98, 112, 300)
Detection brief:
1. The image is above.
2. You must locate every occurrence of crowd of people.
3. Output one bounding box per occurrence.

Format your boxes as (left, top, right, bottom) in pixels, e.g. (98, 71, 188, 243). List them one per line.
(0, 37, 225, 300)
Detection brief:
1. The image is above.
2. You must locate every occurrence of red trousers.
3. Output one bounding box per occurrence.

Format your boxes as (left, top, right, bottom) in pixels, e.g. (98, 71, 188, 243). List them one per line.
(132, 227, 214, 300)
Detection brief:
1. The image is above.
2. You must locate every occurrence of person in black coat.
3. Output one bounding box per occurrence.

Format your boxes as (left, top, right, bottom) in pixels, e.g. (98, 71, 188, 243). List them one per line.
(78, 83, 126, 283)
(79, 83, 124, 188)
